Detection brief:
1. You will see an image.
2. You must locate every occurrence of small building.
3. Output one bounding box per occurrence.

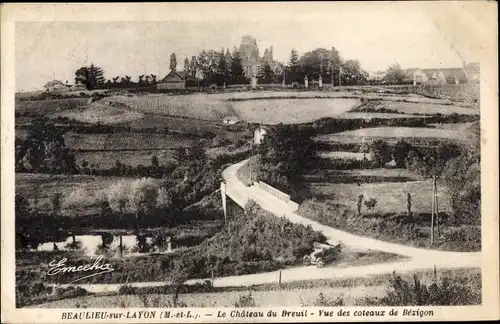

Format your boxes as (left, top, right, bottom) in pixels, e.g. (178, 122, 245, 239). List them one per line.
(70, 84, 87, 92)
(157, 71, 194, 90)
(254, 126, 270, 145)
(411, 68, 469, 85)
(464, 62, 480, 83)
(223, 116, 239, 125)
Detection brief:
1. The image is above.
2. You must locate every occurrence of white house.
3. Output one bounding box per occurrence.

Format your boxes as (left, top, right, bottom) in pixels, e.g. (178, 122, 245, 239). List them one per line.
(410, 68, 469, 85)
(253, 126, 270, 145)
(223, 116, 239, 125)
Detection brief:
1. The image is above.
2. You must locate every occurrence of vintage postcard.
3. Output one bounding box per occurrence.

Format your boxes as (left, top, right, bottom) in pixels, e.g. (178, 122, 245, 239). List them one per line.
(1, 2, 498, 323)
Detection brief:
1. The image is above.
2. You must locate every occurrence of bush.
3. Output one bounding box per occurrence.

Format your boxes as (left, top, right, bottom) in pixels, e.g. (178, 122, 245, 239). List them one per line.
(375, 273, 481, 306)
(312, 292, 345, 306)
(364, 198, 377, 210)
(369, 139, 392, 167)
(234, 292, 257, 307)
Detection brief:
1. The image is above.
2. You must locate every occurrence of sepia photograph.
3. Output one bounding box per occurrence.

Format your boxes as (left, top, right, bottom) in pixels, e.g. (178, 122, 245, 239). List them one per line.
(1, 2, 498, 323)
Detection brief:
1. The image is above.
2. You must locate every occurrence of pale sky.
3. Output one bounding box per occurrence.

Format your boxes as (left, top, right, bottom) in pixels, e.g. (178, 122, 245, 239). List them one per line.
(15, 2, 480, 92)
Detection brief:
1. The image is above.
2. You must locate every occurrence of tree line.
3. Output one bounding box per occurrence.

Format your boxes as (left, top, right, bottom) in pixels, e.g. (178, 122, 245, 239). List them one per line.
(70, 44, 371, 90)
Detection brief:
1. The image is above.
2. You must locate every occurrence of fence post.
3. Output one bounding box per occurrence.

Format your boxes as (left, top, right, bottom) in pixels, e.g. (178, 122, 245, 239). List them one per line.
(278, 270, 282, 288)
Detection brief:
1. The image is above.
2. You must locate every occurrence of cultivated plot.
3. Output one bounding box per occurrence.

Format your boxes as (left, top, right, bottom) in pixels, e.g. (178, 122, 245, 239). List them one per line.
(231, 98, 360, 124)
(310, 179, 451, 214)
(63, 133, 196, 151)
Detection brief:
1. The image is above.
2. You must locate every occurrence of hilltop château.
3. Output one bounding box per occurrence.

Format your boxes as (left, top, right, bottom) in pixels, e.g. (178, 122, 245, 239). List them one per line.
(238, 35, 280, 79)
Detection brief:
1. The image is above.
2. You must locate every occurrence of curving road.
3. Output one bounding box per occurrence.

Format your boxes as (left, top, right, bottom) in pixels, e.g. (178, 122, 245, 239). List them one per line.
(222, 160, 480, 261)
(58, 160, 481, 294)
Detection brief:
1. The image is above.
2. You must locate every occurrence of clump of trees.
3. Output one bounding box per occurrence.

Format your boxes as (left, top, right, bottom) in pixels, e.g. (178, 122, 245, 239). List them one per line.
(255, 123, 318, 201)
(15, 118, 76, 174)
(75, 64, 105, 90)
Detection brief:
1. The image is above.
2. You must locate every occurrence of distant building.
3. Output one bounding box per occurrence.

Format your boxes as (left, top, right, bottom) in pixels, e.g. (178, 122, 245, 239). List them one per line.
(253, 126, 270, 145)
(367, 71, 387, 84)
(239, 35, 280, 80)
(157, 71, 194, 90)
(223, 116, 239, 125)
(408, 64, 479, 85)
(70, 84, 87, 92)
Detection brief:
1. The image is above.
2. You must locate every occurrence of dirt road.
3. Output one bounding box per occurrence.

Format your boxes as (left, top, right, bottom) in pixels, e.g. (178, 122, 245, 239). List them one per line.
(58, 160, 481, 294)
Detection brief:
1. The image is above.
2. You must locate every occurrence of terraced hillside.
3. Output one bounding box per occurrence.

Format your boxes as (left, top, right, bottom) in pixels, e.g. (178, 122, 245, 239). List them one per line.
(16, 98, 91, 115)
(63, 133, 196, 151)
(105, 94, 236, 122)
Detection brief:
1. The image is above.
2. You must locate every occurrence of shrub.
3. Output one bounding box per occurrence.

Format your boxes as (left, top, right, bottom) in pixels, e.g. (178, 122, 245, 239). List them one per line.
(376, 272, 481, 306)
(234, 292, 257, 307)
(364, 198, 377, 210)
(118, 285, 138, 295)
(369, 139, 392, 167)
(312, 293, 345, 306)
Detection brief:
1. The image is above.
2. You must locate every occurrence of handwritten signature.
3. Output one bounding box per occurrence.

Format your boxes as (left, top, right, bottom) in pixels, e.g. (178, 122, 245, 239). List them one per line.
(48, 256, 115, 284)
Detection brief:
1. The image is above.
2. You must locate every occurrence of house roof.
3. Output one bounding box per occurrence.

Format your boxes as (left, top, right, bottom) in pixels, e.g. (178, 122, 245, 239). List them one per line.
(420, 68, 468, 81)
(160, 70, 194, 82)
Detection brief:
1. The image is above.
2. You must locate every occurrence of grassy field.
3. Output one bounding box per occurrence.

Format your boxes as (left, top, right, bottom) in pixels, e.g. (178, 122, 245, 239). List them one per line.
(305, 168, 424, 184)
(63, 133, 196, 151)
(315, 126, 470, 145)
(75, 150, 176, 168)
(309, 179, 451, 214)
(105, 94, 236, 122)
(318, 151, 371, 160)
(31, 285, 385, 308)
(15, 173, 158, 216)
(29, 267, 480, 308)
(357, 101, 479, 116)
(338, 112, 422, 119)
(16, 98, 91, 115)
(231, 98, 360, 124)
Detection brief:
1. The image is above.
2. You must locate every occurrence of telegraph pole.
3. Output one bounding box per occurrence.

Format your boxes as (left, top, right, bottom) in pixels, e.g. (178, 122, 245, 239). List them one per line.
(434, 176, 440, 238)
(430, 175, 436, 245)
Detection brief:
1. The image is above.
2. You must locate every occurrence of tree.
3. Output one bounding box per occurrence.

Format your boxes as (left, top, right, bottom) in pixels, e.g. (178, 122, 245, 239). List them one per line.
(407, 193, 412, 218)
(340, 60, 368, 86)
(167, 253, 211, 306)
(189, 56, 198, 78)
(15, 193, 30, 218)
(299, 48, 333, 81)
(385, 63, 409, 85)
(393, 140, 413, 168)
(257, 62, 274, 84)
(231, 47, 246, 84)
(151, 155, 159, 168)
(107, 180, 131, 256)
(129, 178, 159, 230)
(74, 64, 105, 90)
(370, 139, 392, 167)
(215, 50, 227, 87)
(17, 118, 76, 173)
(50, 191, 63, 250)
(225, 49, 233, 84)
(329, 47, 341, 85)
(288, 49, 301, 83)
(170, 53, 177, 72)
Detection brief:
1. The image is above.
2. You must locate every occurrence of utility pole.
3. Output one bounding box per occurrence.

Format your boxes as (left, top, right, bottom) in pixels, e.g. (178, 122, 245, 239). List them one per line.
(434, 176, 440, 238)
(430, 175, 435, 245)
